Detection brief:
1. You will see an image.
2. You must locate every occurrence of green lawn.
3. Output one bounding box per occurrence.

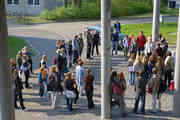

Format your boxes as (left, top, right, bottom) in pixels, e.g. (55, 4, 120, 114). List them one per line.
(122, 22, 178, 45)
(9, 36, 27, 58)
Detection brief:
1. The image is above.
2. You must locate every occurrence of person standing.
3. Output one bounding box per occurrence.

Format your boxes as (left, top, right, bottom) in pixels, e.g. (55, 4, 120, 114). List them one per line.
(21, 55, 31, 88)
(144, 35, 153, 57)
(86, 29, 93, 59)
(92, 30, 100, 56)
(67, 40, 73, 68)
(47, 66, 63, 108)
(148, 68, 161, 114)
(78, 33, 84, 57)
(114, 20, 121, 33)
(40, 55, 48, 68)
(16, 51, 22, 70)
(38, 68, 48, 98)
(76, 61, 86, 96)
(164, 51, 174, 87)
(133, 70, 147, 114)
(64, 72, 76, 111)
(137, 31, 146, 56)
(161, 38, 168, 59)
(111, 29, 119, 55)
(12, 69, 26, 110)
(84, 69, 95, 109)
(155, 43, 163, 58)
(117, 72, 127, 117)
(56, 49, 65, 81)
(127, 53, 136, 85)
(123, 35, 129, 57)
(73, 35, 80, 64)
(133, 56, 144, 90)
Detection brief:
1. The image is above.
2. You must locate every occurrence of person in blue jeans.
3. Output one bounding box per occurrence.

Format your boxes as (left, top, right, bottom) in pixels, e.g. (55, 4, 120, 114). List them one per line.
(64, 72, 75, 111)
(134, 70, 147, 114)
(111, 29, 119, 55)
(127, 53, 136, 85)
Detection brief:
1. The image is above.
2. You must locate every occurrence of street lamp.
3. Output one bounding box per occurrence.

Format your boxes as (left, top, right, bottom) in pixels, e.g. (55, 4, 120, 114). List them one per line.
(173, 6, 180, 115)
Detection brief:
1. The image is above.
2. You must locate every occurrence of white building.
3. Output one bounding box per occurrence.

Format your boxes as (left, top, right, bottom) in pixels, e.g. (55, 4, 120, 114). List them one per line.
(6, 0, 63, 16)
(168, 0, 180, 8)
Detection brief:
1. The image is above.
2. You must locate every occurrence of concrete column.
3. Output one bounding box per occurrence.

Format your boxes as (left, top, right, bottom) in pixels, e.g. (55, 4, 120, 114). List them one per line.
(0, 0, 15, 120)
(152, 0, 161, 50)
(173, 7, 180, 115)
(101, 0, 111, 119)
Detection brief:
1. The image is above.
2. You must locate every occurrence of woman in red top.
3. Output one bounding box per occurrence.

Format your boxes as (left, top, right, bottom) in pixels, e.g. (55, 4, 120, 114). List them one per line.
(137, 31, 147, 55)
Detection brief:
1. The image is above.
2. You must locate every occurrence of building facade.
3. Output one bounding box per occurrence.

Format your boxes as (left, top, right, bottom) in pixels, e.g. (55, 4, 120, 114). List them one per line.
(6, 0, 63, 16)
(168, 0, 180, 8)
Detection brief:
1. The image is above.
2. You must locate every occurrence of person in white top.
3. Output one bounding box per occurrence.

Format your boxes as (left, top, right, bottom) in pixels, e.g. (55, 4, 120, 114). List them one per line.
(144, 35, 153, 57)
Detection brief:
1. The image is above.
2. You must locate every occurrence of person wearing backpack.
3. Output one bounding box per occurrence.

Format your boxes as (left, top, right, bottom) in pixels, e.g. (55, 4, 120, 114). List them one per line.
(133, 70, 147, 114)
(147, 68, 161, 114)
(47, 66, 63, 108)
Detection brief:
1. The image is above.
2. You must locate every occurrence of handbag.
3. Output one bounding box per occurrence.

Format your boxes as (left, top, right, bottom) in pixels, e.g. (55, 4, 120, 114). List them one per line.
(113, 84, 123, 95)
(66, 90, 76, 99)
(128, 66, 134, 72)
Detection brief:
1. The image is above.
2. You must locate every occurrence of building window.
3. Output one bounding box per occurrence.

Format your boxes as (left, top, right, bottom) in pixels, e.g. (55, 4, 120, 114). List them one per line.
(28, 0, 33, 5)
(7, 0, 13, 4)
(14, 0, 19, 4)
(34, 0, 40, 5)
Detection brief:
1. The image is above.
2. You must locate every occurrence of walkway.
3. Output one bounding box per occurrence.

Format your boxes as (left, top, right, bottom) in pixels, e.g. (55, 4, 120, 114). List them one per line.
(8, 17, 179, 120)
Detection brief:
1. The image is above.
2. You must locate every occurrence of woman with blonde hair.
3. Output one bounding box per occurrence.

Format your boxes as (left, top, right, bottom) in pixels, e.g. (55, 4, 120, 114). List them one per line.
(40, 55, 48, 68)
(133, 56, 144, 91)
(38, 67, 48, 98)
(127, 53, 136, 85)
(20, 55, 31, 88)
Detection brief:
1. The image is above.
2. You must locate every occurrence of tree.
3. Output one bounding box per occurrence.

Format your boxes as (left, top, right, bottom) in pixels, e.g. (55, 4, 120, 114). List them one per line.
(0, 0, 15, 120)
(63, 0, 68, 8)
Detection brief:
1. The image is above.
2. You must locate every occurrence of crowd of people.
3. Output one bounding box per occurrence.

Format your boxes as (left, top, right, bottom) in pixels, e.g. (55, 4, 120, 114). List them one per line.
(9, 20, 175, 118)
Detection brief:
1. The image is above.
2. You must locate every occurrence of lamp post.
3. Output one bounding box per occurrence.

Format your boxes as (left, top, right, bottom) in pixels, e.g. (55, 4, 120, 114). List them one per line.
(173, 7, 180, 115)
(0, 0, 15, 120)
(101, 0, 111, 119)
(152, 0, 160, 50)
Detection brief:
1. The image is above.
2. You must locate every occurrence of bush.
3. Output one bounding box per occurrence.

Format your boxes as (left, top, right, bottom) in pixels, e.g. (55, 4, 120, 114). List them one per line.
(40, 0, 152, 20)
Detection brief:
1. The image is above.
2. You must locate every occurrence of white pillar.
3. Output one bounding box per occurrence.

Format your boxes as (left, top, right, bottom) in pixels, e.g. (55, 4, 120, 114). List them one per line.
(173, 7, 180, 114)
(0, 0, 16, 120)
(152, 0, 161, 50)
(101, 0, 111, 119)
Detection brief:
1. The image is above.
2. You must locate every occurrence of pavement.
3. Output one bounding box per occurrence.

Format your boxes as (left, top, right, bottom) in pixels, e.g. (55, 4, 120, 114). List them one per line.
(8, 17, 179, 120)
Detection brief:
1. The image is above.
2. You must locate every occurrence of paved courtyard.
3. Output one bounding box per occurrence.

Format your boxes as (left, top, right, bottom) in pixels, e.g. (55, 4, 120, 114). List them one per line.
(8, 18, 179, 120)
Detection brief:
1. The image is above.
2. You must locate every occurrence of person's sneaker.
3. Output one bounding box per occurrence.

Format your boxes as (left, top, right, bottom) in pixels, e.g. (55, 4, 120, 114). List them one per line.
(150, 110, 157, 114)
(21, 106, 26, 110)
(15, 105, 19, 109)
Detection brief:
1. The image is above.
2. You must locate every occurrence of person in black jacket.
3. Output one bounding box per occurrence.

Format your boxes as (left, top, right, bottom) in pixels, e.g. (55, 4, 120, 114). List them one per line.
(13, 69, 25, 110)
(56, 49, 66, 81)
(92, 30, 100, 56)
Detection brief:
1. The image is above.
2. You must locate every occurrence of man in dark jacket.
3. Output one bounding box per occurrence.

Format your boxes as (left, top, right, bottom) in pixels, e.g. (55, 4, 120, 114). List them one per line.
(86, 29, 93, 59)
(56, 49, 65, 81)
(92, 30, 100, 56)
(111, 29, 119, 55)
(134, 70, 147, 114)
(13, 69, 25, 110)
(114, 21, 121, 33)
